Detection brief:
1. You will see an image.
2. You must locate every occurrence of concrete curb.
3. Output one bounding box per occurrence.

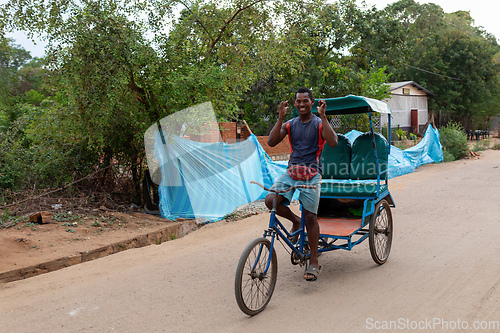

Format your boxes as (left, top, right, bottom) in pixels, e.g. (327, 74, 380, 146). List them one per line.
(0, 220, 200, 284)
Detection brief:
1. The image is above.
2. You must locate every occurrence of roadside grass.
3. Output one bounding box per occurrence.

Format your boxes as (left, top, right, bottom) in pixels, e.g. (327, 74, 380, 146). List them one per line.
(0, 209, 25, 229)
(472, 139, 490, 152)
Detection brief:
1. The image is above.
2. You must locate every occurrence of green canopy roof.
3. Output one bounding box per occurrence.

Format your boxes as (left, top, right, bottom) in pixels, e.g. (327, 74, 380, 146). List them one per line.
(293, 95, 392, 116)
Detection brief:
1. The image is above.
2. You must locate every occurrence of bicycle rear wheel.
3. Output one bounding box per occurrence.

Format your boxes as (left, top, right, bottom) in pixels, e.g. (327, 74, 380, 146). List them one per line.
(235, 237, 278, 316)
(369, 199, 393, 265)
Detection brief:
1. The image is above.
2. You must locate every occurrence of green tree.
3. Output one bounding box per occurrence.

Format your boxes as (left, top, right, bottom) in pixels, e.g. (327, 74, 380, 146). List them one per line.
(239, 0, 391, 135)
(19, 58, 48, 103)
(0, 38, 32, 124)
(361, 0, 500, 129)
(0, 101, 97, 189)
(154, 0, 286, 120)
(1, 0, 291, 198)
(51, 2, 161, 201)
(2, 1, 157, 197)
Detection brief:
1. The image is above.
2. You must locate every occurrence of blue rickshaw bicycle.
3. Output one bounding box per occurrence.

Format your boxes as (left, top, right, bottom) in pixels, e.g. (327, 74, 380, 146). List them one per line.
(234, 95, 395, 316)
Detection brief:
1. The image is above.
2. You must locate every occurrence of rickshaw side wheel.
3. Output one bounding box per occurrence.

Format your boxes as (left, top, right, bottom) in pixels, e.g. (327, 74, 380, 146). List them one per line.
(235, 237, 278, 316)
(369, 199, 393, 265)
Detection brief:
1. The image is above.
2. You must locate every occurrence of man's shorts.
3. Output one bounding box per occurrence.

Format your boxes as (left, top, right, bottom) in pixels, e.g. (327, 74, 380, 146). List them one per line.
(269, 172, 321, 214)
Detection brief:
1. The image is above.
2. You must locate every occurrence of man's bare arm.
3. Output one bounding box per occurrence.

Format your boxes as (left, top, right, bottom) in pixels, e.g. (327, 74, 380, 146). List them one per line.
(317, 99, 338, 147)
(267, 100, 289, 147)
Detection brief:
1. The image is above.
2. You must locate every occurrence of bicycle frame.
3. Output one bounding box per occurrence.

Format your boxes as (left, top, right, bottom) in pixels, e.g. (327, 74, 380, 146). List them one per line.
(260, 198, 309, 276)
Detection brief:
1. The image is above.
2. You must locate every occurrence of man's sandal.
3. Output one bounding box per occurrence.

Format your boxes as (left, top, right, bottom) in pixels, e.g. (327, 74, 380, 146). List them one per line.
(304, 265, 321, 281)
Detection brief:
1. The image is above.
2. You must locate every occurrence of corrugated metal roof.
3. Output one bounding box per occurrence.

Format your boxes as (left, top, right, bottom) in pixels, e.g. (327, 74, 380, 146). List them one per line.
(387, 81, 435, 96)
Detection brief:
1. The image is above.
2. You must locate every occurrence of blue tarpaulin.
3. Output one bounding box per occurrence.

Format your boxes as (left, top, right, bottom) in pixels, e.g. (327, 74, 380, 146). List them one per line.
(156, 135, 267, 221)
(154, 125, 442, 221)
(344, 125, 443, 179)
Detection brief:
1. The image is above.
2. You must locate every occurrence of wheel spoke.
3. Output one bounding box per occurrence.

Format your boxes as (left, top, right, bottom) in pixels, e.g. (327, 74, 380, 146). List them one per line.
(235, 238, 278, 315)
(369, 200, 393, 265)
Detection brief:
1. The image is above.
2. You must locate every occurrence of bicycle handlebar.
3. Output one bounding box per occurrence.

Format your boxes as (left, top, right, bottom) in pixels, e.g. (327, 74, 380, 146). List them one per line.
(250, 180, 316, 194)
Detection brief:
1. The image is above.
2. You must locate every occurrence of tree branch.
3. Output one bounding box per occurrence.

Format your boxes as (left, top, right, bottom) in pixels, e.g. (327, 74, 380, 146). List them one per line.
(178, 0, 213, 42)
(207, 0, 267, 56)
(0, 165, 114, 210)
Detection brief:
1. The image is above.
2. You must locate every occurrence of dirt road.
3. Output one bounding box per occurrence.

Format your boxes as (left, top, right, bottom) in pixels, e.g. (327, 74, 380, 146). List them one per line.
(1, 150, 500, 332)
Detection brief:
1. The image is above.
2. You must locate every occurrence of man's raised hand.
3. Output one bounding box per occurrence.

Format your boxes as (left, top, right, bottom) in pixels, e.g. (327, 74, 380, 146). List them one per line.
(317, 99, 327, 117)
(278, 100, 289, 119)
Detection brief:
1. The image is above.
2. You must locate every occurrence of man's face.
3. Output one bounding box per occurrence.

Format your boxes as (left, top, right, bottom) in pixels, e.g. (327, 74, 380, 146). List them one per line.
(294, 92, 314, 116)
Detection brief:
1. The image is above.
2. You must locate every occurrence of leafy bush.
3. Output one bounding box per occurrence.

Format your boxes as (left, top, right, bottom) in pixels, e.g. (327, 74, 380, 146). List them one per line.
(395, 127, 407, 141)
(439, 122, 469, 161)
(0, 108, 97, 190)
(492, 143, 500, 150)
(442, 150, 455, 162)
(24, 89, 46, 106)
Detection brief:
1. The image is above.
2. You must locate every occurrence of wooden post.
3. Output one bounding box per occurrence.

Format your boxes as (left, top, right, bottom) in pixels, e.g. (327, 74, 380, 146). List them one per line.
(29, 211, 53, 224)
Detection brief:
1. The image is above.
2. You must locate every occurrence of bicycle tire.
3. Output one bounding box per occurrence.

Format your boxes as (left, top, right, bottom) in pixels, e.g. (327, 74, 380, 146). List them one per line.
(369, 199, 393, 265)
(235, 237, 278, 316)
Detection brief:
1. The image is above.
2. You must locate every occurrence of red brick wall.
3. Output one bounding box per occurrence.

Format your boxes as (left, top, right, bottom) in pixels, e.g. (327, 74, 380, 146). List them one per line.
(183, 121, 290, 160)
(219, 122, 237, 142)
(186, 122, 220, 142)
(198, 123, 220, 142)
(256, 136, 290, 159)
(189, 122, 234, 143)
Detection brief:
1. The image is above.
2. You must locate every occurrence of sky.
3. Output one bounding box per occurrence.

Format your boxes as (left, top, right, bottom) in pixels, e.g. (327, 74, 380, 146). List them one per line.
(2, 0, 500, 58)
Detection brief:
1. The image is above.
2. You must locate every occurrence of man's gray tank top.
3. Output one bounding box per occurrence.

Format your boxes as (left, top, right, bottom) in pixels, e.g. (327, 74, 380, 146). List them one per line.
(285, 115, 325, 172)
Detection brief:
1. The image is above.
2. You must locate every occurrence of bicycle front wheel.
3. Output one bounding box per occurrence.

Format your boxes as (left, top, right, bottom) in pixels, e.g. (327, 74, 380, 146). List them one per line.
(235, 237, 278, 316)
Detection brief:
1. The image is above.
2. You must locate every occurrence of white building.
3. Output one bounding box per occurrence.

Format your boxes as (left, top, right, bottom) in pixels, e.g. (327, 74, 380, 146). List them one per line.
(383, 81, 435, 134)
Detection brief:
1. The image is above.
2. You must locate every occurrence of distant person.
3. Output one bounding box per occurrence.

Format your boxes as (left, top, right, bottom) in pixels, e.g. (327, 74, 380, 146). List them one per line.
(265, 87, 338, 281)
